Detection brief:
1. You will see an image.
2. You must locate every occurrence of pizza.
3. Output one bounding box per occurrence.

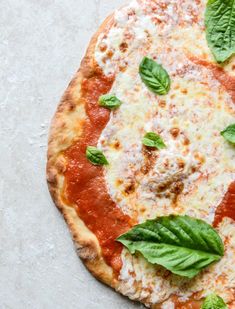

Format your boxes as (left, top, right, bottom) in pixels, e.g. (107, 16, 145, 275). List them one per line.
(47, 0, 235, 308)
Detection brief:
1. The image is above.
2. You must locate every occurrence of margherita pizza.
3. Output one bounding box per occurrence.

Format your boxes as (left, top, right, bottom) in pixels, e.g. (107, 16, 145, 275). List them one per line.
(47, 0, 235, 307)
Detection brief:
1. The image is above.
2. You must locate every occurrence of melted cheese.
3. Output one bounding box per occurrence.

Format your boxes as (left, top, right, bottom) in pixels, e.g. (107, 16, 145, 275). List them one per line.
(117, 219, 235, 306)
(95, 0, 235, 306)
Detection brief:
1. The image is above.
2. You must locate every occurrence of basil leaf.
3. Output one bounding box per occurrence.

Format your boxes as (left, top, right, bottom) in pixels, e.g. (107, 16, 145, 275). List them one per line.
(205, 0, 235, 63)
(139, 57, 171, 95)
(86, 146, 108, 165)
(221, 123, 235, 144)
(201, 293, 228, 309)
(142, 132, 166, 149)
(99, 94, 122, 110)
(117, 215, 224, 278)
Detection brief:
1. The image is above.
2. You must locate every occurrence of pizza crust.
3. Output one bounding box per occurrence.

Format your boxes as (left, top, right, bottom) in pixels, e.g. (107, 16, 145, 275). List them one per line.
(47, 13, 117, 289)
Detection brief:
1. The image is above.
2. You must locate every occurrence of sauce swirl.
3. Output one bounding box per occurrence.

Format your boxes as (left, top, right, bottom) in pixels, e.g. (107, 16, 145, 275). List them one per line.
(63, 73, 131, 272)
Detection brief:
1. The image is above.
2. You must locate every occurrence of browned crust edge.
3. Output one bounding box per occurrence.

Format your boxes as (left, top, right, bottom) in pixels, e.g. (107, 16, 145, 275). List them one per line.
(46, 13, 118, 289)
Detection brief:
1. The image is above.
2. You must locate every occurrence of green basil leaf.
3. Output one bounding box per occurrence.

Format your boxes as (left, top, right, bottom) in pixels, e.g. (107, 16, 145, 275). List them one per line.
(142, 132, 166, 149)
(205, 0, 235, 63)
(99, 94, 122, 110)
(139, 57, 171, 95)
(86, 146, 108, 165)
(117, 215, 224, 278)
(221, 123, 235, 144)
(201, 293, 228, 309)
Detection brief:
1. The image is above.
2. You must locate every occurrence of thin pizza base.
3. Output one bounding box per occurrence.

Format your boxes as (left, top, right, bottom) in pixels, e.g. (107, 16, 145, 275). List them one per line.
(47, 1, 235, 308)
(47, 13, 118, 288)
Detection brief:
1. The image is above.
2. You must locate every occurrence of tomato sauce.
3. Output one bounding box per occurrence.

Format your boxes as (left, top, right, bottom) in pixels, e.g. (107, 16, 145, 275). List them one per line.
(63, 73, 131, 272)
(211, 67, 235, 103)
(189, 56, 235, 102)
(213, 181, 235, 227)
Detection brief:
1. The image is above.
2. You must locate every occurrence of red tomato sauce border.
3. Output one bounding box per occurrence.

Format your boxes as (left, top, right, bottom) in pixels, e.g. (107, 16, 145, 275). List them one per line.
(63, 73, 132, 272)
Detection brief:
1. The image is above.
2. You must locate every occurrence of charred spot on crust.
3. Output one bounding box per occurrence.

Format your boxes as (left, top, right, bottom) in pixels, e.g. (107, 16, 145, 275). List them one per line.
(139, 207, 146, 214)
(77, 242, 98, 261)
(154, 174, 184, 193)
(119, 65, 127, 72)
(119, 60, 128, 72)
(141, 165, 151, 175)
(107, 50, 114, 58)
(181, 133, 190, 145)
(184, 137, 190, 145)
(159, 100, 166, 108)
(157, 182, 169, 192)
(194, 152, 205, 164)
(181, 88, 188, 94)
(99, 42, 107, 52)
(102, 50, 114, 64)
(102, 57, 107, 64)
(113, 139, 121, 150)
(170, 127, 180, 138)
(141, 146, 157, 175)
(177, 158, 185, 169)
(143, 145, 157, 152)
(55, 157, 67, 174)
(116, 178, 124, 186)
(46, 168, 57, 184)
(123, 180, 136, 195)
(119, 42, 128, 52)
(170, 180, 184, 195)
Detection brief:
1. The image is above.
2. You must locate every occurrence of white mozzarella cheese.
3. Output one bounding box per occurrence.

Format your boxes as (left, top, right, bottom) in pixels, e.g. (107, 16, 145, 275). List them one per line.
(95, 0, 235, 305)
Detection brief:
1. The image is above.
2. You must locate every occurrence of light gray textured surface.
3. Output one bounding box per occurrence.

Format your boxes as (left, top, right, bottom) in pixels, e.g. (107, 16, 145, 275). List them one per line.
(0, 1, 143, 308)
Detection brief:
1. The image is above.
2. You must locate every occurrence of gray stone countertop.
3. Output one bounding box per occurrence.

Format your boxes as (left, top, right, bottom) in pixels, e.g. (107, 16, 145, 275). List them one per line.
(0, 1, 143, 308)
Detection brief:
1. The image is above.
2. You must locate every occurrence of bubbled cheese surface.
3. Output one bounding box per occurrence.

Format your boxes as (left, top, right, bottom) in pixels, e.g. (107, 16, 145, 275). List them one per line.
(95, 0, 235, 306)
